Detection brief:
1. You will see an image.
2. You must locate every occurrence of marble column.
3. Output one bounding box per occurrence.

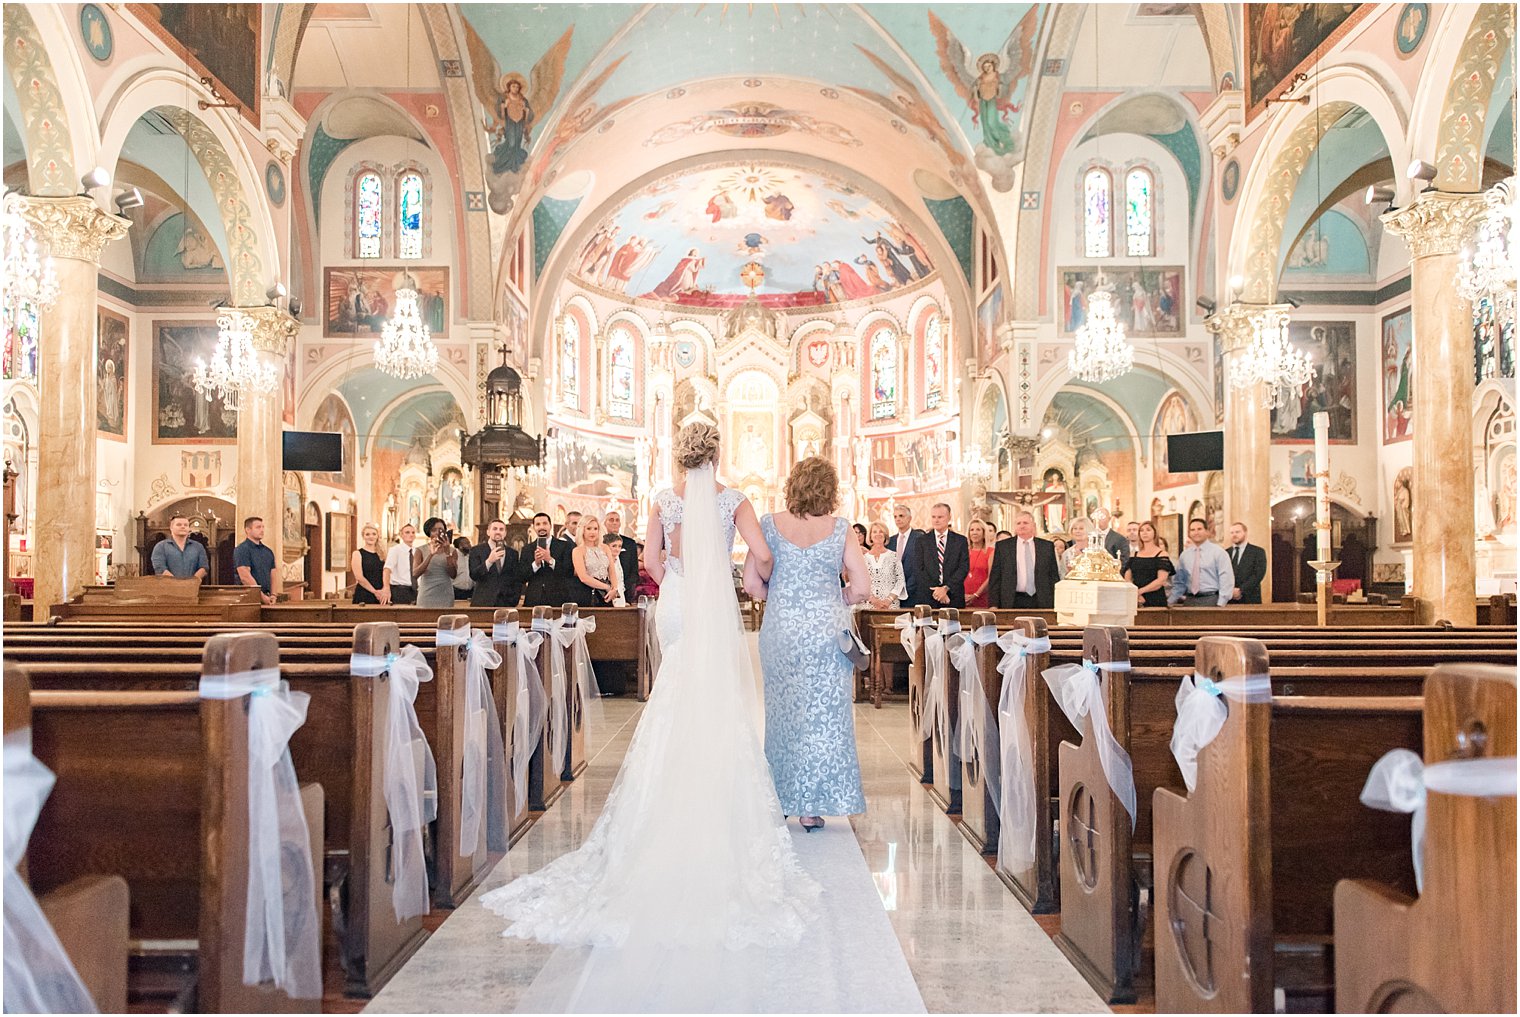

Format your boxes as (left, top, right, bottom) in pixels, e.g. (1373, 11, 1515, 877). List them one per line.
(232, 305, 299, 587)
(16, 196, 130, 609)
(1208, 303, 1274, 602)
(1382, 191, 1486, 625)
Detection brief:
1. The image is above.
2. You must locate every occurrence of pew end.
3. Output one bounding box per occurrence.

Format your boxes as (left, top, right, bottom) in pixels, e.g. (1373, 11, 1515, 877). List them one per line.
(905, 604, 934, 782)
(529, 606, 566, 810)
(37, 874, 131, 1014)
(492, 608, 531, 845)
(432, 613, 486, 909)
(995, 615, 1064, 914)
(559, 603, 590, 782)
(960, 611, 1001, 855)
(928, 608, 963, 814)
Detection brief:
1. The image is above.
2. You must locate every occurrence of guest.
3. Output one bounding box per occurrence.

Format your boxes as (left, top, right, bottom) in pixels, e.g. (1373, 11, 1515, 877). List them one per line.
(559, 511, 591, 604)
(1169, 517, 1235, 607)
(1053, 537, 1070, 578)
(572, 515, 624, 606)
(910, 502, 969, 608)
(1225, 521, 1268, 604)
(233, 515, 277, 606)
(520, 511, 573, 606)
(964, 518, 993, 607)
(1125, 520, 1141, 549)
(1091, 507, 1131, 568)
(1124, 521, 1174, 608)
(412, 517, 458, 609)
(1157, 535, 1171, 555)
(560, 510, 582, 547)
(1060, 518, 1091, 573)
(862, 521, 907, 609)
(988, 510, 1059, 609)
(383, 524, 418, 605)
(452, 536, 475, 601)
(151, 514, 209, 579)
(350, 523, 388, 604)
(603, 510, 641, 605)
(468, 518, 520, 607)
(995, 529, 1013, 542)
(851, 522, 868, 548)
(885, 504, 924, 607)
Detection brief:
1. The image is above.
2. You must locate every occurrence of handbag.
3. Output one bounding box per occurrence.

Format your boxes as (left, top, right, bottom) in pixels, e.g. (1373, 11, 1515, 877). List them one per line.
(837, 624, 871, 672)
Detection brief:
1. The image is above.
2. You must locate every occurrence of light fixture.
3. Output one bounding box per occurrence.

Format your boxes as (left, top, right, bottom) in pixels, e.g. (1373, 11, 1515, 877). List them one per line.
(1195, 296, 1217, 315)
(328, 494, 341, 512)
(1, 196, 61, 332)
(1067, 284, 1134, 383)
(1283, 294, 1301, 309)
(1457, 177, 1517, 318)
(1406, 159, 1437, 190)
(1229, 306, 1314, 410)
(374, 286, 439, 379)
(1041, 427, 1053, 439)
(1365, 184, 1396, 208)
(114, 187, 144, 212)
(959, 447, 994, 484)
(79, 167, 110, 192)
(267, 282, 288, 302)
(191, 307, 279, 411)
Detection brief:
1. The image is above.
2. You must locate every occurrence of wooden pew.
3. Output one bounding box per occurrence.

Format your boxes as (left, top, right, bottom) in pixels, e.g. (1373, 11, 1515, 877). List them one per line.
(1334, 664, 1517, 1014)
(25, 632, 325, 1012)
(1151, 636, 1425, 1013)
(428, 614, 489, 908)
(528, 606, 566, 810)
(927, 609, 963, 813)
(959, 610, 1004, 856)
(903, 604, 934, 781)
(491, 608, 531, 844)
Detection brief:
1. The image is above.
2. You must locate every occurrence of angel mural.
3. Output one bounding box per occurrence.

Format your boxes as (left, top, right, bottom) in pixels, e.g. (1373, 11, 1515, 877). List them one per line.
(463, 24, 573, 214)
(928, 7, 1041, 188)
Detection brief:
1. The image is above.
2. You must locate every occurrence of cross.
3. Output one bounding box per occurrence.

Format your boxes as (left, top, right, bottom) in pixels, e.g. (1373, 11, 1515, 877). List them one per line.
(1170, 854, 1221, 993)
(1068, 784, 1100, 889)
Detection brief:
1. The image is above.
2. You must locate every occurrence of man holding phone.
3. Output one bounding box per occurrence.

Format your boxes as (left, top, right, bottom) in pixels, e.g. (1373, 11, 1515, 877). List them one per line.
(520, 511, 573, 606)
(469, 518, 521, 606)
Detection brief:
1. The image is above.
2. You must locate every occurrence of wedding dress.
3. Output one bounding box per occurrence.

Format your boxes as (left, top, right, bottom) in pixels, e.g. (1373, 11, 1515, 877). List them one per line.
(481, 464, 820, 1011)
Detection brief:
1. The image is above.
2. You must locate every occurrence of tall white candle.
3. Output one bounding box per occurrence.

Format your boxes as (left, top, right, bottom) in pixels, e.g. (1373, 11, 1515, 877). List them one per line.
(1313, 411, 1331, 564)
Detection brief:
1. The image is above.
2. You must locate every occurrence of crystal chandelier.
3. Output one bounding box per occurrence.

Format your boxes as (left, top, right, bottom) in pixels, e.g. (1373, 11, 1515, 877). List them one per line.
(1230, 306, 1314, 410)
(1068, 288, 1134, 383)
(2, 200, 60, 331)
(374, 287, 438, 379)
(1457, 177, 1517, 318)
(959, 447, 994, 484)
(191, 308, 278, 411)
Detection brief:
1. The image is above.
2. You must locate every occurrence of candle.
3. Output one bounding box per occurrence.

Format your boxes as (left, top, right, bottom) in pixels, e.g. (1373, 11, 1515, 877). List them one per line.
(1313, 411, 1331, 564)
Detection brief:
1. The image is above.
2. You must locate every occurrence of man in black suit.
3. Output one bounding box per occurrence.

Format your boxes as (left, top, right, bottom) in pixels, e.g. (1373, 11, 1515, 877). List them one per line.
(603, 509, 641, 605)
(988, 510, 1061, 609)
(1091, 507, 1131, 569)
(911, 503, 970, 608)
(468, 518, 520, 606)
(885, 503, 925, 606)
(519, 512, 575, 607)
(1225, 521, 1268, 604)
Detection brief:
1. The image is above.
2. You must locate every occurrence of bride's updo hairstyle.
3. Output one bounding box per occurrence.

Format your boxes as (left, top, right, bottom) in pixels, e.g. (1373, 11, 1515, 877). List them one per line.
(785, 456, 838, 517)
(673, 421, 721, 471)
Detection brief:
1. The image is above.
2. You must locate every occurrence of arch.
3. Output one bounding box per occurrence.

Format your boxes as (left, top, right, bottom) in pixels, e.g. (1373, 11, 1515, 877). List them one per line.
(1429, 3, 1515, 191)
(265, 4, 316, 99)
(1024, 352, 1214, 446)
(349, 163, 384, 258)
(3, 4, 93, 195)
(295, 345, 477, 438)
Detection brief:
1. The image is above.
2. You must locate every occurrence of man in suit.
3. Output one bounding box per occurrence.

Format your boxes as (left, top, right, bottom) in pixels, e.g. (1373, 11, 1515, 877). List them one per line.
(1091, 507, 1131, 568)
(520, 512, 575, 607)
(1226, 521, 1268, 604)
(885, 503, 924, 606)
(911, 503, 970, 608)
(603, 510, 641, 605)
(468, 518, 520, 606)
(557, 510, 592, 605)
(988, 510, 1061, 609)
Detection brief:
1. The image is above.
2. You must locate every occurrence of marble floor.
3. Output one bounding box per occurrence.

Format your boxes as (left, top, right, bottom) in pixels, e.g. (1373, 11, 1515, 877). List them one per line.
(365, 683, 1110, 1014)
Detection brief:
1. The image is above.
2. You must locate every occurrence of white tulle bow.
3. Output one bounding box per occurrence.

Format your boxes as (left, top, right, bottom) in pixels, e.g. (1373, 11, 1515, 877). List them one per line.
(1170, 672, 1273, 791)
(994, 631, 1051, 871)
(948, 624, 1001, 775)
(531, 616, 569, 773)
(551, 613, 605, 768)
(437, 628, 508, 854)
(350, 646, 437, 920)
(4, 729, 98, 1014)
(495, 624, 547, 815)
(893, 613, 934, 657)
(198, 668, 322, 998)
(1041, 658, 1137, 827)
(1360, 749, 1518, 892)
(918, 619, 959, 744)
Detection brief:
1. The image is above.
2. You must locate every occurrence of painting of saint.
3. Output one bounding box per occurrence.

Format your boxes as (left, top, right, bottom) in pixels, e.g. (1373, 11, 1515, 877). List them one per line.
(282, 341, 296, 427)
(129, 4, 261, 119)
(645, 249, 706, 300)
(325, 267, 448, 339)
(1381, 308, 1413, 443)
(97, 308, 129, 441)
(549, 425, 637, 498)
(1270, 321, 1357, 443)
(310, 393, 356, 491)
(1041, 469, 1067, 535)
(977, 286, 1003, 369)
(1059, 267, 1184, 337)
(1246, 4, 1364, 117)
(1153, 391, 1197, 490)
(1474, 293, 1516, 383)
(152, 321, 237, 444)
(928, 7, 1040, 158)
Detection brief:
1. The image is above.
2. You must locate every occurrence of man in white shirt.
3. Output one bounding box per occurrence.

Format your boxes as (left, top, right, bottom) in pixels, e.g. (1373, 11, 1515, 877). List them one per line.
(884, 504, 924, 607)
(1169, 517, 1235, 607)
(383, 524, 418, 604)
(988, 510, 1059, 608)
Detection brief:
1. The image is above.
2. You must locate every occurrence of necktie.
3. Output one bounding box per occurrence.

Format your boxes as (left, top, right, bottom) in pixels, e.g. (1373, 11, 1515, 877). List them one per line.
(1231, 545, 1240, 567)
(1189, 547, 1201, 594)
(936, 533, 946, 582)
(1019, 539, 1031, 594)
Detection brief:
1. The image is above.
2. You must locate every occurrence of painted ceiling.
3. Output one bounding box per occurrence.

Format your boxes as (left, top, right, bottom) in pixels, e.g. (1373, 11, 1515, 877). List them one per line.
(569, 162, 937, 308)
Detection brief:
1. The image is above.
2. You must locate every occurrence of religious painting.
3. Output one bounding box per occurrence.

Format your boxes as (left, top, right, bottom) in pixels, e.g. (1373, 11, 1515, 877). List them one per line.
(926, 7, 1042, 189)
(96, 307, 129, 441)
(549, 424, 638, 500)
(1474, 293, 1516, 383)
(1282, 211, 1371, 279)
(1289, 450, 1316, 488)
(1395, 3, 1430, 56)
(152, 321, 237, 445)
(1152, 390, 1197, 490)
(310, 393, 355, 491)
(324, 266, 448, 339)
(281, 471, 305, 563)
(437, 467, 465, 533)
(1041, 468, 1068, 535)
(1381, 308, 1413, 444)
(79, 4, 113, 61)
(1392, 466, 1413, 544)
(281, 340, 296, 426)
(977, 286, 1003, 368)
(1212, 331, 1225, 424)
(141, 213, 225, 280)
(326, 512, 354, 572)
(868, 326, 900, 421)
(1270, 321, 1357, 444)
(731, 412, 775, 479)
(869, 428, 954, 496)
(923, 313, 945, 411)
(128, 4, 260, 121)
(1058, 266, 1185, 338)
(1246, 4, 1365, 118)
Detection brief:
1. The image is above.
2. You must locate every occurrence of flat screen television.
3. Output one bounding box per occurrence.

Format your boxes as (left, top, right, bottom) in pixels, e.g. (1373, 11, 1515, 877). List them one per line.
(1166, 430, 1224, 473)
(282, 430, 343, 472)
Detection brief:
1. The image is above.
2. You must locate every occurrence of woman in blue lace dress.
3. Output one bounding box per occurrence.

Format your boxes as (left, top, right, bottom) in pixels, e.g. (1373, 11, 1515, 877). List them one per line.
(757, 456, 871, 831)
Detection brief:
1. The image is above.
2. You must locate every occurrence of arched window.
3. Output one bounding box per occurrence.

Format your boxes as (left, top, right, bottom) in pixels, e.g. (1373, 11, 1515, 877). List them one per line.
(924, 314, 944, 411)
(3, 300, 39, 380)
(607, 325, 636, 420)
(397, 171, 424, 259)
(560, 313, 580, 409)
(1125, 167, 1154, 257)
(355, 171, 382, 258)
(869, 327, 899, 421)
(1083, 167, 1112, 258)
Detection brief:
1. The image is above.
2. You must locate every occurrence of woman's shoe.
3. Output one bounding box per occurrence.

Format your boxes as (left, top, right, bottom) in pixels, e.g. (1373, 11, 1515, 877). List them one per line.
(799, 816, 825, 832)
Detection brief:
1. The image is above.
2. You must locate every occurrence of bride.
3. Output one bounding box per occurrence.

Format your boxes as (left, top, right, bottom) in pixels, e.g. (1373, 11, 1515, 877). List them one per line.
(481, 421, 820, 1011)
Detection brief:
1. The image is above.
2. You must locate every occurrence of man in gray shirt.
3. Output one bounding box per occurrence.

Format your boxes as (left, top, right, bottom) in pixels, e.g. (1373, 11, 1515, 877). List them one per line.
(1169, 517, 1235, 607)
(150, 514, 209, 579)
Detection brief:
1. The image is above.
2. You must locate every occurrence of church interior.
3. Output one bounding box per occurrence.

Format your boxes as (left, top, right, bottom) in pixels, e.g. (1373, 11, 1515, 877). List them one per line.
(3, 3, 1516, 1015)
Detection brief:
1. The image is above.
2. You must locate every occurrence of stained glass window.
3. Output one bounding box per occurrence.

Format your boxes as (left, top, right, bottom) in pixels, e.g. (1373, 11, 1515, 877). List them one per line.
(924, 314, 944, 410)
(561, 313, 579, 408)
(356, 172, 382, 258)
(1474, 293, 1516, 383)
(1083, 168, 1112, 258)
(608, 326, 635, 419)
(870, 328, 898, 421)
(398, 172, 423, 259)
(3, 301, 39, 380)
(1126, 168, 1154, 257)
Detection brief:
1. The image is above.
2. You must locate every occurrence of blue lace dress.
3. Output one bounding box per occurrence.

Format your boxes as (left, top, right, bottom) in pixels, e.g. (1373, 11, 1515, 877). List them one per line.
(758, 514, 866, 816)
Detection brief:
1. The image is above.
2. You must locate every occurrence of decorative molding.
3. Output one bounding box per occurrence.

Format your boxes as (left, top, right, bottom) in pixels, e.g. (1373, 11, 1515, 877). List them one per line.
(225, 304, 299, 355)
(3, 5, 76, 195)
(12, 195, 130, 263)
(1434, 4, 1512, 192)
(1380, 189, 1486, 259)
(1199, 90, 1244, 159)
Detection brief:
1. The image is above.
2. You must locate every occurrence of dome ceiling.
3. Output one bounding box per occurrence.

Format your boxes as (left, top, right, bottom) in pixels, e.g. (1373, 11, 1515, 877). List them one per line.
(569, 161, 937, 309)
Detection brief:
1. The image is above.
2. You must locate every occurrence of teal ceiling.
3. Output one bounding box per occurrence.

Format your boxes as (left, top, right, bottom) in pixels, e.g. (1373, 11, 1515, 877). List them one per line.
(368, 389, 466, 452)
(338, 365, 448, 440)
(1275, 107, 1388, 276)
(120, 114, 230, 265)
(1062, 364, 1181, 446)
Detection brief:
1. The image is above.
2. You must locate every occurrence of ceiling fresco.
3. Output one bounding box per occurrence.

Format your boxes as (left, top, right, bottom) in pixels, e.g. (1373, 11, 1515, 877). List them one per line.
(569, 162, 937, 309)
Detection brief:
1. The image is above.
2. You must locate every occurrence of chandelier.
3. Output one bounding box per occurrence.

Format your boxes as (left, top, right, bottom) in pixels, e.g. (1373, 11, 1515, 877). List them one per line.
(2, 201, 60, 331)
(1230, 306, 1314, 410)
(959, 447, 994, 484)
(1457, 177, 1517, 318)
(191, 308, 278, 411)
(1068, 288, 1134, 383)
(374, 287, 439, 379)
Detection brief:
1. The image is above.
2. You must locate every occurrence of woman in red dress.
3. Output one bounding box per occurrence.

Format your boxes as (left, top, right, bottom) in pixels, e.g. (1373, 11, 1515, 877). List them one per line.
(964, 517, 993, 607)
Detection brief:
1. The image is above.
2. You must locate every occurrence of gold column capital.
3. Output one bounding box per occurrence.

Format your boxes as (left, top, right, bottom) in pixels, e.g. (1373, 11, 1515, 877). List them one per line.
(1380, 189, 1487, 259)
(1206, 302, 1293, 355)
(221, 303, 299, 355)
(10, 195, 130, 263)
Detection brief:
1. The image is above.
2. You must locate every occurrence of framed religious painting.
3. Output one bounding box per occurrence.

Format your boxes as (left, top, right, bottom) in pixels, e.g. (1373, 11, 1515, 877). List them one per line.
(96, 306, 129, 441)
(1381, 307, 1413, 443)
(324, 266, 449, 339)
(152, 321, 237, 444)
(326, 511, 354, 572)
(1058, 266, 1185, 338)
(1245, 4, 1369, 120)
(1270, 320, 1357, 444)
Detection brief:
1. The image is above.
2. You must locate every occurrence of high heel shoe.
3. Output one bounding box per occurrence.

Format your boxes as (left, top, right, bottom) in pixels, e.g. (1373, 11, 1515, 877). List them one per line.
(799, 816, 825, 832)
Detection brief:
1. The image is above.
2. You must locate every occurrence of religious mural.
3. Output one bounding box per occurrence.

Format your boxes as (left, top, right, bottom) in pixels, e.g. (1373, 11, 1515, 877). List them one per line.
(1152, 390, 1197, 491)
(324, 267, 448, 339)
(282, 342, 297, 427)
(129, 4, 260, 120)
(1281, 210, 1371, 279)
(1270, 321, 1357, 443)
(96, 307, 129, 441)
(1059, 266, 1184, 338)
(976, 285, 1003, 368)
(551, 424, 638, 500)
(310, 393, 356, 492)
(152, 322, 236, 445)
(869, 427, 954, 496)
(1381, 307, 1413, 444)
(1246, 4, 1364, 116)
(462, 22, 572, 214)
(1392, 465, 1413, 544)
(141, 212, 226, 280)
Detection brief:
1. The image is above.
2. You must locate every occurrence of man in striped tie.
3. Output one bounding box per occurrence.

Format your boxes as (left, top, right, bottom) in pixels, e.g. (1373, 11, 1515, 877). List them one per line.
(911, 502, 970, 608)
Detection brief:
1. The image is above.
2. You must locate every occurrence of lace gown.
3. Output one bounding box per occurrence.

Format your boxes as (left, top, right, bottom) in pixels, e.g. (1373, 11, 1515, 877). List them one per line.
(759, 515, 866, 817)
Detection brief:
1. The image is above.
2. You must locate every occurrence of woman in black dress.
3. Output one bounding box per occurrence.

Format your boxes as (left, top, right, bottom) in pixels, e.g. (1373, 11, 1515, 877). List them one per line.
(1124, 520, 1174, 608)
(350, 523, 388, 604)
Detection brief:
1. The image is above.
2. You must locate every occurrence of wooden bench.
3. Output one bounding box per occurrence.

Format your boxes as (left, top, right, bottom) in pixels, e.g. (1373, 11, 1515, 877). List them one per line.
(901, 605, 933, 781)
(1334, 663, 1517, 1014)
(927, 609, 963, 813)
(528, 606, 567, 810)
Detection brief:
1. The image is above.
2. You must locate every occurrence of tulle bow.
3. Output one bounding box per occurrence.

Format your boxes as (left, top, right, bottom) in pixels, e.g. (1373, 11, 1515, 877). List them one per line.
(437, 627, 508, 853)
(993, 631, 1051, 871)
(1041, 658, 1137, 827)
(1170, 672, 1272, 791)
(494, 624, 548, 815)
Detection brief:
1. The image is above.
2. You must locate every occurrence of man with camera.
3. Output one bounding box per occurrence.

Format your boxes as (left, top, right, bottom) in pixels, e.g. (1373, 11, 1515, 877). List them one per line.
(520, 511, 574, 607)
(469, 517, 522, 606)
